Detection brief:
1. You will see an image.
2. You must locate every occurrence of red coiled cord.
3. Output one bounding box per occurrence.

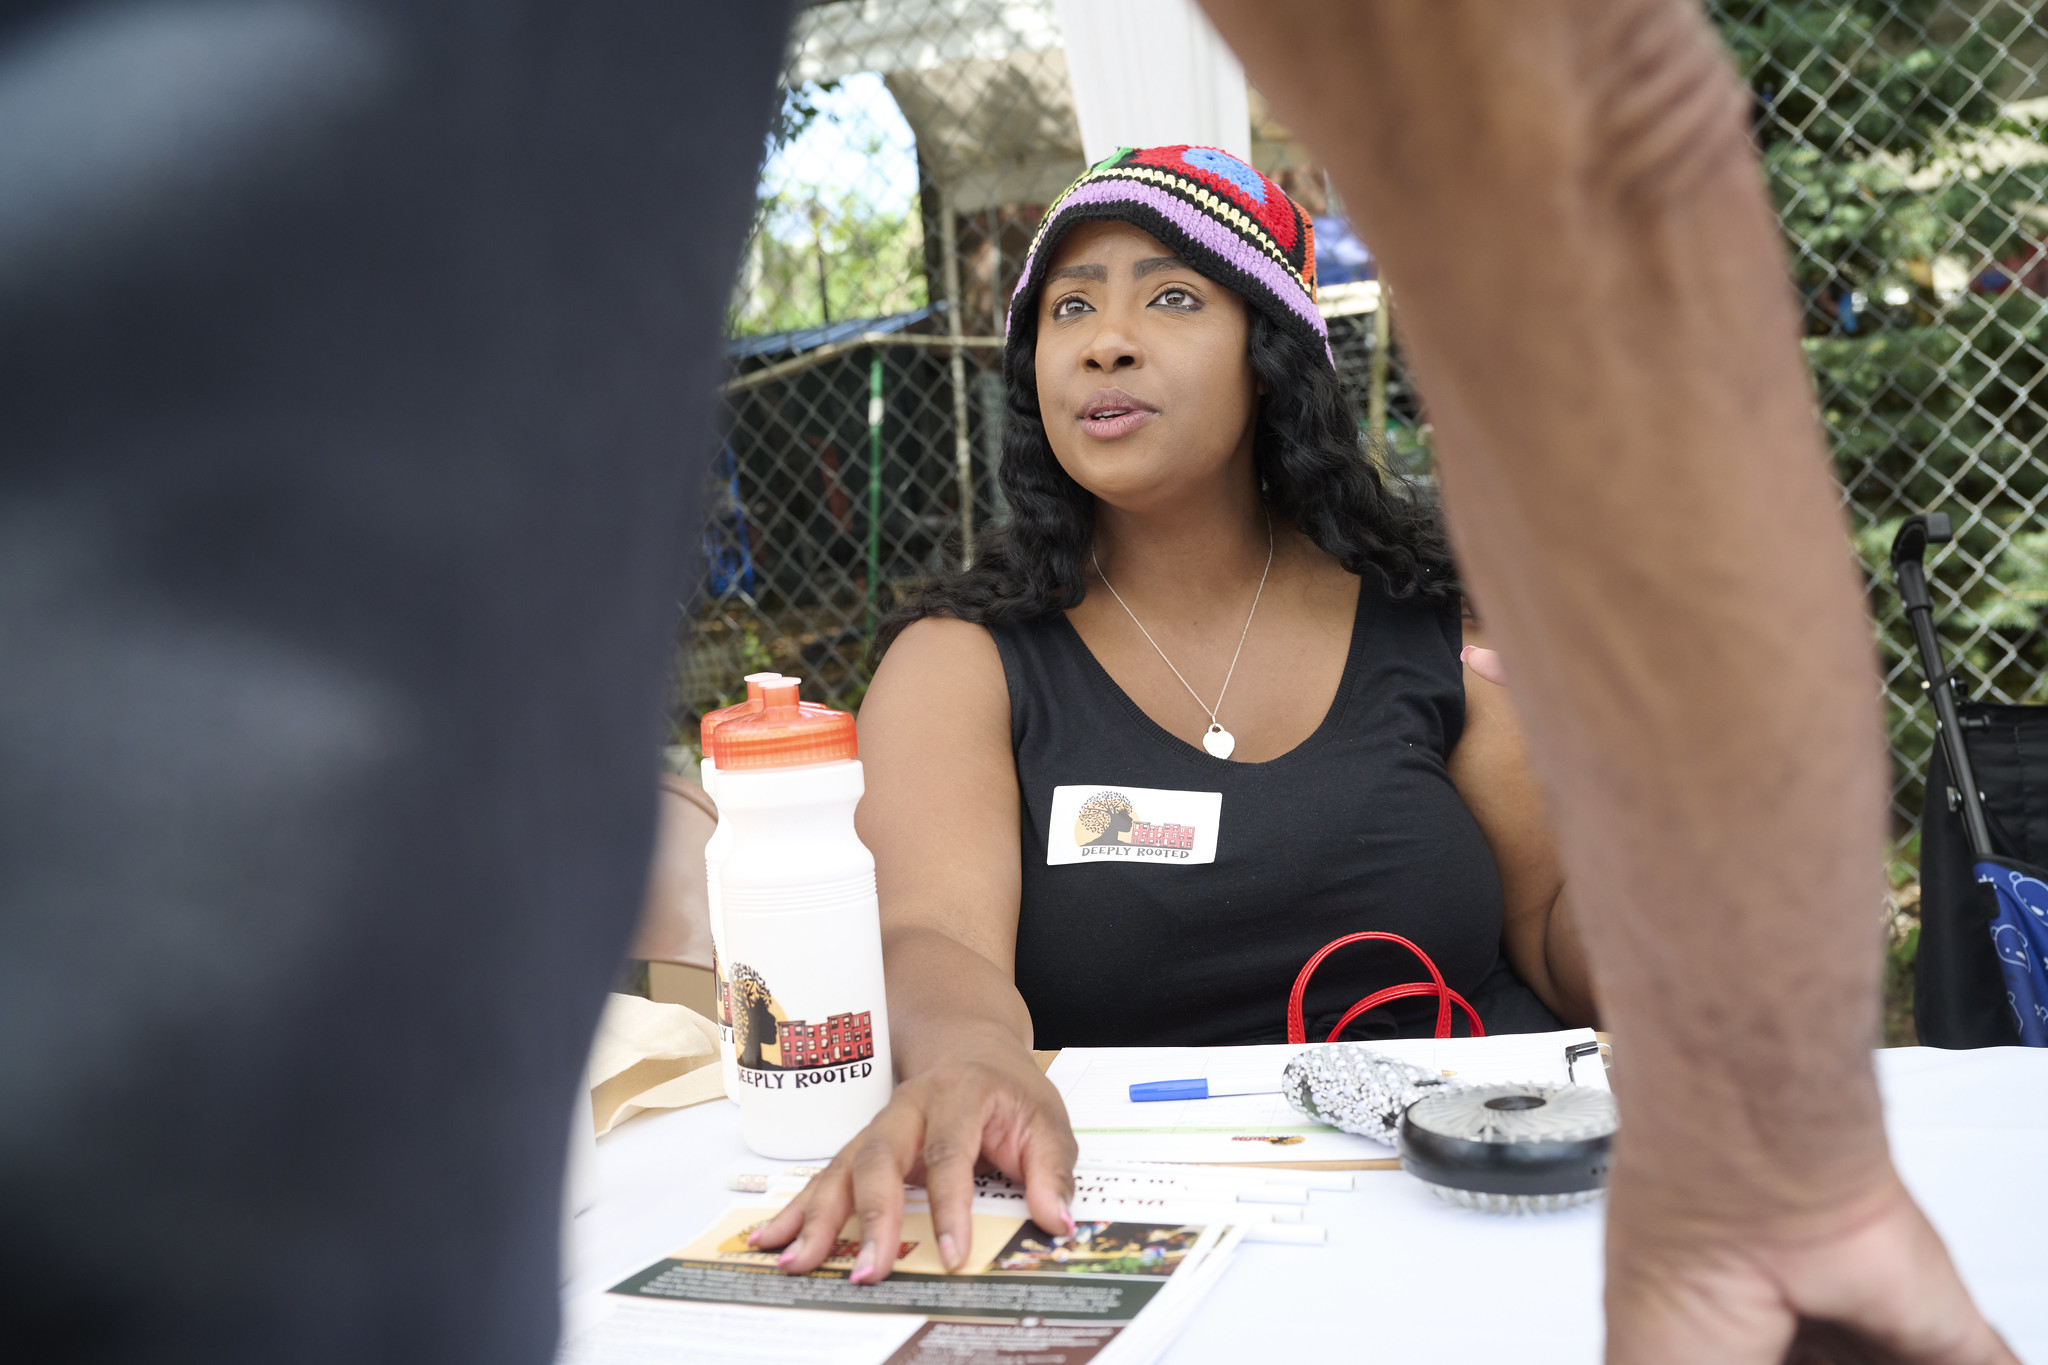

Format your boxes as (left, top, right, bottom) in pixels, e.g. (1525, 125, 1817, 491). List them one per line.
(1286, 930, 1485, 1044)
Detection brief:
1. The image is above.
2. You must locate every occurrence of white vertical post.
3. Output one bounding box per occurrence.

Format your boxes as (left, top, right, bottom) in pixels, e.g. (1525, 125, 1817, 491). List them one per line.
(1369, 285, 1391, 471)
(941, 189, 975, 568)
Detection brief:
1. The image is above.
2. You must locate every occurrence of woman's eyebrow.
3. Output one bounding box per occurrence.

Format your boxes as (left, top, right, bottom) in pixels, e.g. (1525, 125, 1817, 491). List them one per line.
(1048, 263, 1108, 282)
(1133, 255, 1189, 278)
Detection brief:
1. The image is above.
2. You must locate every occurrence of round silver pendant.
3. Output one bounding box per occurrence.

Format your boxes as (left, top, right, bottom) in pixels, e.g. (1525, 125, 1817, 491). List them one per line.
(1202, 724, 1236, 759)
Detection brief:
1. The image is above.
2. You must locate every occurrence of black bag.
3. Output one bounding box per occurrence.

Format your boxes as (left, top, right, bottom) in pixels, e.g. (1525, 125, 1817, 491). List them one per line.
(1895, 513, 2048, 1047)
(1915, 703, 2048, 1046)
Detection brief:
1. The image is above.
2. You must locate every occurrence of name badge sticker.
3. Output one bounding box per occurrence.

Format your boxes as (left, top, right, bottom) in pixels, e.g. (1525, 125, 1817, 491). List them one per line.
(1046, 784, 1223, 866)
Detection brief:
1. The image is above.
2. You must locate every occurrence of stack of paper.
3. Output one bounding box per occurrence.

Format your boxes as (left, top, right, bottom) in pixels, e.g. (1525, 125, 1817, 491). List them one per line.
(1047, 1027, 1607, 1163)
(557, 1183, 1271, 1365)
(968, 1164, 1338, 1244)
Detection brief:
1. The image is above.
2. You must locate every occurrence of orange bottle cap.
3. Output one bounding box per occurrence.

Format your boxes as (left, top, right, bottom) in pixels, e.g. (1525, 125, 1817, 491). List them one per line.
(711, 678, 858, 770)
(699, 672, 787, 753)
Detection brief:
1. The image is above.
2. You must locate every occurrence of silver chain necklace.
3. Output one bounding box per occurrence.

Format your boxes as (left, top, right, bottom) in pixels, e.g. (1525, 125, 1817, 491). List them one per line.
(1092, 514, 1274, 760)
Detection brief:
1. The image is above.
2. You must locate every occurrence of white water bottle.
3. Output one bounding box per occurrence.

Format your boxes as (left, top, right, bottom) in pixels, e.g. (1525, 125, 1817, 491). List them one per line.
(710, 678, 893, 1159)
(700, 672, 786, 1103)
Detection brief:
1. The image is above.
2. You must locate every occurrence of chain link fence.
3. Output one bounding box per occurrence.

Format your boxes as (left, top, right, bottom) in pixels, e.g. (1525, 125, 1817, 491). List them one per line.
(678, 0, 2048, 1036)
(1700, 0, 2048, 1036)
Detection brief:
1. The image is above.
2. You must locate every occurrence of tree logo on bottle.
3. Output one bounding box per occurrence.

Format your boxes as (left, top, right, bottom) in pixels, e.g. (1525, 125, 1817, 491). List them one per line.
(729, 961, 876, 1073)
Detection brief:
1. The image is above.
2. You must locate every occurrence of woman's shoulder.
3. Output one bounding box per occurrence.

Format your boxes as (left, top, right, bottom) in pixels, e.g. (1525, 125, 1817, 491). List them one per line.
(871, 614, 1006, 686)
(859, 615, 1012, 747)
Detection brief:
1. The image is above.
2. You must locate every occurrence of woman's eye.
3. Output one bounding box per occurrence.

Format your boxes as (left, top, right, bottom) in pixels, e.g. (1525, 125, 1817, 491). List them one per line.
(1152, 287, 1198, 309)
(1052, 295, 1091, 319)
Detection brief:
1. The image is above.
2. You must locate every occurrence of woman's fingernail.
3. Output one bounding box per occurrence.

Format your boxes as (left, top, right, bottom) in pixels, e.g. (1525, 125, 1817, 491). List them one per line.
(1061, 1201, 1076, 1236)
(850, 1245, 875, 1283)
(1459, 646, 1474, 664)
(776, 1248, 796, 1268)
(938, 1232, 959, 1270)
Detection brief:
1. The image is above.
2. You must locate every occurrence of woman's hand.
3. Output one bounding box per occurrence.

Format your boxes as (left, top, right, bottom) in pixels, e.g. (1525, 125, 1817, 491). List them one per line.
(747, 1046, 1077, 1284)
(1460, 644, 1507, 687)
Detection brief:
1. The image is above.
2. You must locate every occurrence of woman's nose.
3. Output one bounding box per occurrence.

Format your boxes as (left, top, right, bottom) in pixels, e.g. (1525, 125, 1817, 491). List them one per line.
(1080, 328, 1141, 372)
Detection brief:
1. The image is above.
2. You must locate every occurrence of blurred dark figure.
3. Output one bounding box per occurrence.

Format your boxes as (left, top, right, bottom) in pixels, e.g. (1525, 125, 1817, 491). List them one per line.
(0, 2, 790, 1360)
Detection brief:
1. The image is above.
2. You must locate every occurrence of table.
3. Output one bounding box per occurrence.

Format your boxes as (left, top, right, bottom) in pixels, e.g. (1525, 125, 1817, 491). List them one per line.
(563, 1047, 2048, 1362)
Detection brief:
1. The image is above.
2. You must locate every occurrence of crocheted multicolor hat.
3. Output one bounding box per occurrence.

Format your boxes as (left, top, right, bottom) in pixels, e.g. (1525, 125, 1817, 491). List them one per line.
(1007, 144, 1329, 366)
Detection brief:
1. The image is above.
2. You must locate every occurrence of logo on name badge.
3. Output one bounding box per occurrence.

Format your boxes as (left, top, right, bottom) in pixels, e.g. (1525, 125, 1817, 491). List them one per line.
(1046, 785, 1222, 866)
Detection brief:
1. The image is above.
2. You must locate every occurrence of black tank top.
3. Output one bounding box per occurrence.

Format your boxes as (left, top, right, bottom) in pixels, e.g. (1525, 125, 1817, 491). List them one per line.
(987, 576, 1562, 1047)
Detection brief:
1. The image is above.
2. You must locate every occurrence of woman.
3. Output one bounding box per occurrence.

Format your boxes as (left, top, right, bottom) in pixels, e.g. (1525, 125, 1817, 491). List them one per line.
(753, 146, 1593, 1282)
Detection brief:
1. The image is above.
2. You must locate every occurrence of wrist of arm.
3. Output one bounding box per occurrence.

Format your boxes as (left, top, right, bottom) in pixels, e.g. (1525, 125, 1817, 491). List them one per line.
(881, 921, 1039, 1081)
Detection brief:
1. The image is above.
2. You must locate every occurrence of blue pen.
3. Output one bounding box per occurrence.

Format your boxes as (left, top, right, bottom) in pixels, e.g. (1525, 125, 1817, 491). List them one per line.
(1129, 1078, 1280, 1102)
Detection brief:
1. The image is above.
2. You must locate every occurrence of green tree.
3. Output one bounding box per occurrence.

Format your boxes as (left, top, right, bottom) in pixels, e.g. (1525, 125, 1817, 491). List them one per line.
(730, 171, 928, 336)
(1709, 0, 2047, 793)
(729, 85, 929, 337)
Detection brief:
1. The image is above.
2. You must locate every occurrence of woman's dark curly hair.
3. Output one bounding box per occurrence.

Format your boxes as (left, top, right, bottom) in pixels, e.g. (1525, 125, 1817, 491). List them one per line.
(872, 291, 1461, 660)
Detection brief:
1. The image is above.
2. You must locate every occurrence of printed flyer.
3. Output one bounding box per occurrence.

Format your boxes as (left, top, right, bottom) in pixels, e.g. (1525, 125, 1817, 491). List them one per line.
(557, 1207, 1240, 1365)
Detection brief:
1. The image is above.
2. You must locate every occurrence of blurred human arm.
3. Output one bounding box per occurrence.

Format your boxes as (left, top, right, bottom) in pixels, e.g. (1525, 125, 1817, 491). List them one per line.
(747, 618, 1074, 1283)
(1200, 1, 2012, 1360)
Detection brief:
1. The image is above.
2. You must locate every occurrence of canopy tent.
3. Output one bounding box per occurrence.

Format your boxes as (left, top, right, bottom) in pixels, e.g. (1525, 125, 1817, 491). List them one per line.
(1054, 0, 1250, 164)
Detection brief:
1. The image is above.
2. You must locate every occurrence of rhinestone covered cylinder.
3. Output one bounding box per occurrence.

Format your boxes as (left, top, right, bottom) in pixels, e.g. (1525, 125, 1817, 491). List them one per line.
(1280, 1044, 1452, 1143)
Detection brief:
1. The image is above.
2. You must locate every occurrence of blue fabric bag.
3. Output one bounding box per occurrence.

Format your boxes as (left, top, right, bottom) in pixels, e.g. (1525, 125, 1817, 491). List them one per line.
(1974, 858, 2048, 1046)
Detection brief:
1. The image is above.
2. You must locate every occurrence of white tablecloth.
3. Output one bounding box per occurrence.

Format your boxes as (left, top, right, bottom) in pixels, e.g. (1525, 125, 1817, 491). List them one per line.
(563, 1047, 2048, 1362)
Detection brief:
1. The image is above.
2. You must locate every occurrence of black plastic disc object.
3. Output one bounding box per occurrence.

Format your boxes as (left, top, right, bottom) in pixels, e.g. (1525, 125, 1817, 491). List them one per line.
(1397, 1083, 1618, 1213)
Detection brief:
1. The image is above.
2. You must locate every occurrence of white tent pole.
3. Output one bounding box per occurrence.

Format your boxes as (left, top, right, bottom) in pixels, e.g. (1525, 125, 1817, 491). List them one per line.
(940, 188, 975, 569)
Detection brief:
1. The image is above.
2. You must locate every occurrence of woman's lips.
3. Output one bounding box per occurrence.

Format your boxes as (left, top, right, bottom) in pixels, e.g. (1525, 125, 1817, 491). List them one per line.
(1079, 407, 1158, 440)
(1076, 389, 1159, 441)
